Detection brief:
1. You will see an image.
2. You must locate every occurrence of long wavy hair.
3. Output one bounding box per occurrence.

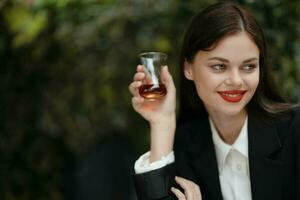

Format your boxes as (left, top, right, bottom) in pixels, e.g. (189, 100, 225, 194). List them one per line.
(178, 1, 297, 122)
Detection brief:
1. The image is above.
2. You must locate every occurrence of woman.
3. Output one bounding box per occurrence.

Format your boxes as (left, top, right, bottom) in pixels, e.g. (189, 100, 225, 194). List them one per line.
(128, 2, 300, 200)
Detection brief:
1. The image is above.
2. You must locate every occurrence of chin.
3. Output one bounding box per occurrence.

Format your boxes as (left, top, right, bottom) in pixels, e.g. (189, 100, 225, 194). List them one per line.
(221, 108, 245, 117)
(214, 101, 247, 116)
(203, 101, 245, 117)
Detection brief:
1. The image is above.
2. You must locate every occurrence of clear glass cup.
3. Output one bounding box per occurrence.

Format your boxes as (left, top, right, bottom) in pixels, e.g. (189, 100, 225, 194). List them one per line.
(138, 52, 168, 101)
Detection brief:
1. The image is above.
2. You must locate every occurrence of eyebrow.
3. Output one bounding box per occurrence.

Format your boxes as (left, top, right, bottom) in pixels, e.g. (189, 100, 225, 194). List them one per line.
(208, 57, 258, 63)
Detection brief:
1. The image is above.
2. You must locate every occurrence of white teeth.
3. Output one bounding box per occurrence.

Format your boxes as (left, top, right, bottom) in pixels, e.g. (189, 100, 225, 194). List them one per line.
(222, 94, 241, 97)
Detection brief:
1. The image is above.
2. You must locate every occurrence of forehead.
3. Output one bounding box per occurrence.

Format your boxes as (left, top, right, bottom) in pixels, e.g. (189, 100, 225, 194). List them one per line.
(195, 32, 259, 62)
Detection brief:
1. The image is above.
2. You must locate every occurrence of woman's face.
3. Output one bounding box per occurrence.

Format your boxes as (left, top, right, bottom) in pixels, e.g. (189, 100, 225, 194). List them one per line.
(184, 32, 260, 117)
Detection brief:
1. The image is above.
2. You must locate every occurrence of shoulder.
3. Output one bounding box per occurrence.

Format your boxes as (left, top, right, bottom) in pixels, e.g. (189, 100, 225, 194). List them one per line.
(283, 105, 300, 129)
(275, 106, 300, 142)
(290, 106, 300, 134)
(291, 106, 300, 120)
(272, 105, 300, 128)
(288, 106, 300, 150)
(248, 106, 300, 145)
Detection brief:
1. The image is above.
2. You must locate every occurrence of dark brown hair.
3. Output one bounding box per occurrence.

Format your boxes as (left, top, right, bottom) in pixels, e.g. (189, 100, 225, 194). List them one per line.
(178, 1, 296, 122)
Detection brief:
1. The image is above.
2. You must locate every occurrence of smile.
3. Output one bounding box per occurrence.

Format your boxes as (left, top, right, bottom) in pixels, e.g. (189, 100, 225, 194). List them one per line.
(217, 90, 247, 103)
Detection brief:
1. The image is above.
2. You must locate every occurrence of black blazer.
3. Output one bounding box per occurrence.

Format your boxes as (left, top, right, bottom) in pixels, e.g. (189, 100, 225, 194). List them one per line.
(133, 107, 300, 200)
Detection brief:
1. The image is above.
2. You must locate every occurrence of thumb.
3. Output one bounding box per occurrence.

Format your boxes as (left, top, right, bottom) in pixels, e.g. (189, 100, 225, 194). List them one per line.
(161, 65, 175, 92)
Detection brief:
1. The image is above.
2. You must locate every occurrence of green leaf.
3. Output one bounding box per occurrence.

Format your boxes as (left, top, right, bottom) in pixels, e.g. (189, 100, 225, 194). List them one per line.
(4, 6, 48, 47)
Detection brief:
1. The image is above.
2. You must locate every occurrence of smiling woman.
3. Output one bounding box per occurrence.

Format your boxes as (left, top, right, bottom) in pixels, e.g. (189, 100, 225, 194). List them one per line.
(128, 1, 300, 200)
(183, 32, 260, 119)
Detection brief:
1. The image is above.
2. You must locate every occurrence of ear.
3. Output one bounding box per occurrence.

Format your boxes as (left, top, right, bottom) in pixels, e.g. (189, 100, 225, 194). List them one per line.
(184, 60, 194, 80)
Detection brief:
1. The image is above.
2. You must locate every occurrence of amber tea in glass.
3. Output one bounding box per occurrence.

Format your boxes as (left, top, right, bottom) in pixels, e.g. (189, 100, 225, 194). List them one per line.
(138, 52, 168, 100)
(139, 84, 167, 99)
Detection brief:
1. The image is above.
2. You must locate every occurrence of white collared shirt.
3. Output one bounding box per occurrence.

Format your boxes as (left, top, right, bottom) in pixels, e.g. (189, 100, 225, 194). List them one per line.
(210, 116, 252, 200)
(134, 116, 252, 200)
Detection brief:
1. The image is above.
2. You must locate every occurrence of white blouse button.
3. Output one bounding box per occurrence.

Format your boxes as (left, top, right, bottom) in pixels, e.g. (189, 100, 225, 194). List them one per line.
(236, 164, 242, 171)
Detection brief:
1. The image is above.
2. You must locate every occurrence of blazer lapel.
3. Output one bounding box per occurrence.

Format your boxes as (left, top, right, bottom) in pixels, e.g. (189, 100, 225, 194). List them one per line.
(186, 116, 223, 200)
(248, 116, 283, 200)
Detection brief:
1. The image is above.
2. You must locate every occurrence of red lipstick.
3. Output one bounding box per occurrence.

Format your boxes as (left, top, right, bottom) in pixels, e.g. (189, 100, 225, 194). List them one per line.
(218, 90, 246, 103)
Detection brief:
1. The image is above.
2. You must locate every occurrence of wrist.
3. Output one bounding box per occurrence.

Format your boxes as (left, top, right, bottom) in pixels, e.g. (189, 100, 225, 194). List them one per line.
(149, 115, 176, 163)
(149, 114, 176, 130)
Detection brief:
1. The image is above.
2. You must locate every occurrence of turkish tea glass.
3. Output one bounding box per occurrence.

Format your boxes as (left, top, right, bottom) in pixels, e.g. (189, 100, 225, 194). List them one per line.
(138, 52, 168, 101)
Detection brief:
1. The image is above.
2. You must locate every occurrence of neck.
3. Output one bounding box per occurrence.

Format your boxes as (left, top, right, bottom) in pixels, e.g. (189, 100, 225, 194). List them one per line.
(208, 109, 247, 145)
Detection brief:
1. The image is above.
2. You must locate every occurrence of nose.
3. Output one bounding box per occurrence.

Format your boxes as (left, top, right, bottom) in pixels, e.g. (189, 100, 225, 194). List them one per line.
(225, 69, 243, 86)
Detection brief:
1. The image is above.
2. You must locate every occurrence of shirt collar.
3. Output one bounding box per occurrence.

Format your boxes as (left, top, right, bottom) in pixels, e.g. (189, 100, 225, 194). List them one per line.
(209, 116, 249, 173)
(232, 116, 248, 157)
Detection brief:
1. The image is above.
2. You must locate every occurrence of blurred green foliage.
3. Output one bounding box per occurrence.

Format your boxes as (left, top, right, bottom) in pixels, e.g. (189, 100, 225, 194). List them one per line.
(0, 0, 299, 199)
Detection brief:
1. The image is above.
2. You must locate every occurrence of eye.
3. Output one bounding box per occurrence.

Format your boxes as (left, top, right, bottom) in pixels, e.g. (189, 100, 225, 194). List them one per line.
(211, 64, 226, 71)
(242, 64, 257, 72)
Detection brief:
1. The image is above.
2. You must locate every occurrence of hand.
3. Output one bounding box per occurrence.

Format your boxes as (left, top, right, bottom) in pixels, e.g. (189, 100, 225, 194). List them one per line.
(128, 65, 176, 124)
(128, 64, 177, 162)
(171, 176, 202, 200)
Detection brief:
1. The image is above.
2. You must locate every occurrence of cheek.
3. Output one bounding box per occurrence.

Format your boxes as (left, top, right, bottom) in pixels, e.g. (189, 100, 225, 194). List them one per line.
(243, 75, 259, 101)
(193, 72, 219, 99)
(248, 71, 260, 90)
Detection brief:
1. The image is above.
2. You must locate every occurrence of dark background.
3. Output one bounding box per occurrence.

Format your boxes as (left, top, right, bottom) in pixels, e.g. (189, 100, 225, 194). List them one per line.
(0, 0, 299, 199)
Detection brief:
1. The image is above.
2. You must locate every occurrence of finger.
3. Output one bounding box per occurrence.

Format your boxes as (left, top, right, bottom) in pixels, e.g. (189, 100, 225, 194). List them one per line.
(131, 96, 144, 111)
(193, 186, 198, 200)
(134, 70, 152, 85)
(128, 81, 142, 96)
(136, 65, 146, 72)
(161, 65, 175, 92)
(133, 72, 145, 81)
(191, 184, 197, 200)
(194, 184, 202, 200)
(137, 65, 153, 84)
(175, 176, 193, 200)
(171, 187, 186, 200)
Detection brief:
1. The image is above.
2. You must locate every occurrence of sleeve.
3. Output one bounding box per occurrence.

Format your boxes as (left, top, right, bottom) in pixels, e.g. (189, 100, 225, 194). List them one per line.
(173, 122, 200, 184)
(134, 151, 175, 174)
(133, 163, 177, 200)
(132, 121, 199, 200)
